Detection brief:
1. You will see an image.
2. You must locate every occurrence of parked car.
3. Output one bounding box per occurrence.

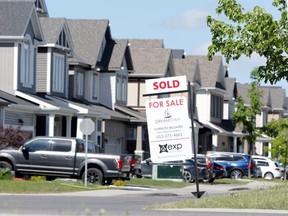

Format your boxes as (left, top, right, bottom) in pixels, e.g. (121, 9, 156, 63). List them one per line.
(137, 158, 211, 182)
(0, 137, 135, 185)
(206, 152, 257, 179)
(252, 155, 284, 180)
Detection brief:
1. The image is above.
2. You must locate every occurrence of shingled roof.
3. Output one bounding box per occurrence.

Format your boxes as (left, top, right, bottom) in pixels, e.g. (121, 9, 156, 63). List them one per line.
(235, 82, 251, 105)
(194, 55, 226, 90)
(269, 87, 286, 110)
(129, 47, 172, 77)
(258, 86, 271, 108)
(128, 39, 164, 48)
(224, 77, 236, 100)
(173, 55, 199, 83)
(67, 19, 110, 68)
(0, 1, 43, 40)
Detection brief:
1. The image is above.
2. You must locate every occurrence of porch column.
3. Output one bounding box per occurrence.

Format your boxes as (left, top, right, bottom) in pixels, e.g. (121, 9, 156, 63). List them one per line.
(233, 136, 237, 152)
(212, 134, 218, 151)
(48, 114, 55, 136)
(268, 142, 272, 158)
(76, 116, 84, 139)
(135, 124, 144, 161)
(66, 116, 72, 137)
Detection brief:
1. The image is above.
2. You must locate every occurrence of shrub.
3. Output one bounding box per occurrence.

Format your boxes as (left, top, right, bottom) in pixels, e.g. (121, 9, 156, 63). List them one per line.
(0, 124, 31, 150)
(0, 169, 13, 180)
(113, 179, 126, 186)
(30, 176, 46, 182)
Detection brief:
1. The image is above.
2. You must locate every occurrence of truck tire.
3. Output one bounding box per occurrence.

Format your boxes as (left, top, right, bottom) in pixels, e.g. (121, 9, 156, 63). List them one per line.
(82, 168, 103, 185)
(0, 161, 13, 171)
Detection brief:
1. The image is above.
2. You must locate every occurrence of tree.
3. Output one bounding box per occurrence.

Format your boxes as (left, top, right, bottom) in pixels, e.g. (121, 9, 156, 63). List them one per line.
(232, 81, 263, 155)
(207, 0, 288, 84)
(0, 125, 31, 149)
(261, 118, 288, 164)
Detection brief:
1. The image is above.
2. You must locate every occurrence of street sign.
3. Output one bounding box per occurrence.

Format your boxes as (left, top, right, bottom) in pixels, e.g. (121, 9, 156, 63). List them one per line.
(80, 118, 94, 135)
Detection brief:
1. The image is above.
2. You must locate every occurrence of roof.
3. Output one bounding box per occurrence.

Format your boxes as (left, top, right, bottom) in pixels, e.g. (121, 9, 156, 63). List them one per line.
(129, 47, 172, 77)
(114, 104, 146, 122)
(258, 86, 271, 107)
(269, 87, 286, 110)
(173, 56, 198, 83)
(208, 120, 244, 135)
(195, 55, 226, 90)
(101, 39, 134, 71)
(0, 1, 43, 40)
(67, 19, 110, 67)
(235, 83, 251, 105)
(224, 78, 236, 100)
(0, 90, 39, 110)
(39, 17, 64, 44)
(128, 39, 164, 48)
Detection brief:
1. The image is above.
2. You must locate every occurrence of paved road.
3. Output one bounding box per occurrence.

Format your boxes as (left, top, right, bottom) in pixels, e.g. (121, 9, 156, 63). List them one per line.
(0, 180, 287, 216)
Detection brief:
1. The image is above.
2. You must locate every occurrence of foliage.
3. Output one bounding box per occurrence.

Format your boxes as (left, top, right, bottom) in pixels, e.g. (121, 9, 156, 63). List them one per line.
(232, 82, 263, 154)
(0, 170, 13, 180)
(261, 119, 288, 163)
(0, 124, 31, 150)
(207, 0, 288, 84)
(30, 176, 46, 182)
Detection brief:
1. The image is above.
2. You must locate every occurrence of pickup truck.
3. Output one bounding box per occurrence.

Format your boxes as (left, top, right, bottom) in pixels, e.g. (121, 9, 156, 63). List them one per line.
(0, 137, 135, 185)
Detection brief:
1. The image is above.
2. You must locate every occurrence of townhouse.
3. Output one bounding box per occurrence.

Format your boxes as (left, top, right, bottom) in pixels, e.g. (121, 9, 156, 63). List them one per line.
(0, 0, 287, 159)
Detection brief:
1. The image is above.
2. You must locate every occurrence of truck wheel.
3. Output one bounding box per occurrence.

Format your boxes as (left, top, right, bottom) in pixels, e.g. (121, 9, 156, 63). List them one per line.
(0, 161, 13, 171)
(82, 168, 103, 185)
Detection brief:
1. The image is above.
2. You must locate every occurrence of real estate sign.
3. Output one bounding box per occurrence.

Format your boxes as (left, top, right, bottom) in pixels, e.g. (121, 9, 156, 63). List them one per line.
(145, 76, 193, 163)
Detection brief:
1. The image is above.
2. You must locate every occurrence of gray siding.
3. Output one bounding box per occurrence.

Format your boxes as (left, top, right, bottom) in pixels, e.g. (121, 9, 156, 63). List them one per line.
(36, 47, 48, 93)
(5, 110, 34, 126)
(0, 44, 15, 94)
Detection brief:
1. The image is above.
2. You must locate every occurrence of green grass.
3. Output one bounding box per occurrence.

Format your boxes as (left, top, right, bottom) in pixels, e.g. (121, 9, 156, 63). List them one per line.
(0, 180, 109, 193)
(149, 181, 288, 210)
(127, 178, 191, 188)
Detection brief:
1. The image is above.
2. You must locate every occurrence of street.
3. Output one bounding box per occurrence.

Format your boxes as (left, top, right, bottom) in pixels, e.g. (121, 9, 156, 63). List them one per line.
(0, 181, 287, 216)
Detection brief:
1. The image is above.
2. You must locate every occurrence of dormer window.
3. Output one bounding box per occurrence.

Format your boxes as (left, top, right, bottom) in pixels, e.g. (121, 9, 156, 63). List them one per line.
(20, 34, 34, 87)
(97, 37, 106, 62)
(52, 53, 65, 93)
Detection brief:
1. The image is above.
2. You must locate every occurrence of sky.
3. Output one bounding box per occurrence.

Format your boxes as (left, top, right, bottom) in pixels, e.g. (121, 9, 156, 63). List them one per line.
(46, 0, 287, 92)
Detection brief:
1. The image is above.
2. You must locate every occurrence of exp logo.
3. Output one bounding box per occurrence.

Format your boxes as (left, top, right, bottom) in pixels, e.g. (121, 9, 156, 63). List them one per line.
(159, 143, 182, 153)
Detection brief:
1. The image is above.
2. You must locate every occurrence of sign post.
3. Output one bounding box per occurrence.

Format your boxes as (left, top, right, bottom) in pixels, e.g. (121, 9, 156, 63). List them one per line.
(80, 118, 95, 187)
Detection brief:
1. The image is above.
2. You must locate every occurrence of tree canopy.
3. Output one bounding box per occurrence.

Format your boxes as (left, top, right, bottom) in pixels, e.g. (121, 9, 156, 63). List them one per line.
(207, 0, 288, 84)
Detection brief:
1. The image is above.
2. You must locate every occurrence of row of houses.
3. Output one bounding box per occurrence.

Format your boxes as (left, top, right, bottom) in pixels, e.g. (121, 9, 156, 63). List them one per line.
(0, 0, 287, 160)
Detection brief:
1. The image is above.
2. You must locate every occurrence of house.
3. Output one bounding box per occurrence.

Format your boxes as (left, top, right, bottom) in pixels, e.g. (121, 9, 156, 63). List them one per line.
(127, 39, 176, 159)
(0, 0, 46, 136)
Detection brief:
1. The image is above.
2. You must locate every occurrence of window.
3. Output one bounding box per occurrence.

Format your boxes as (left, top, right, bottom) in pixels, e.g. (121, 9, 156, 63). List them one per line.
(21, 34, 34, 87)
(211, 94, 223, 119)
(25, 139, 49, 152)
(52, 53, 65, 93)
(92, 73, 99, 99)
(76, 71, 84, 96)
(51, 140, 71, 152)
(76, 140, 97, 153)
(116, 74, 127, 103)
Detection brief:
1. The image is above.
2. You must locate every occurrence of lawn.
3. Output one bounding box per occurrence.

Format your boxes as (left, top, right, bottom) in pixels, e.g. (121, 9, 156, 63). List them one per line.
(149, 181, 288, 210)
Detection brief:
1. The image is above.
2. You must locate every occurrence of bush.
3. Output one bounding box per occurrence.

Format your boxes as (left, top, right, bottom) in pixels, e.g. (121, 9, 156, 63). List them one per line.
(0, 169, 13, 180)
(30, 176, 46, 182)
(0, 124, 31, 150)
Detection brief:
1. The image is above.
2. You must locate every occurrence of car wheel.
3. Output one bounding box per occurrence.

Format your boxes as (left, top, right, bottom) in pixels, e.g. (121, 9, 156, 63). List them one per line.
(82, 168, 103, 185)
(230, 170, 243, 179)
(264, 172, 274, 180)
(183, 170, 193, 182)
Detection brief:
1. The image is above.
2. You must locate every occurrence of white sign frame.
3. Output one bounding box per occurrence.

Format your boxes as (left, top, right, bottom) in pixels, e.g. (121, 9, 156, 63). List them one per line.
(145, 96, 193, 163)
